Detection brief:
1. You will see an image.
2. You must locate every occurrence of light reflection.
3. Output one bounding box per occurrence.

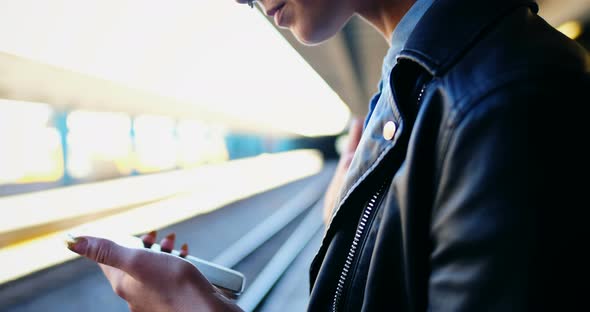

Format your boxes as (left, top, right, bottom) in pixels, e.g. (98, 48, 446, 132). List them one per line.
(177, 120, 229, 167)
(557, 21, 583, 40)
(0, 100, 63, 184)
(0, 150, 323, 284)
(133, 115, 178, 173)
(0, 0, 351, 136)
(66, 111, 133, 179)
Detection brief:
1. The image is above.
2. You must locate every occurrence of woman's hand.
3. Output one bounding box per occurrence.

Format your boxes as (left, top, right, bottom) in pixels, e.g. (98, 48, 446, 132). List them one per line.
(67, 234, 243, 312)
(323, 118, 363, 225)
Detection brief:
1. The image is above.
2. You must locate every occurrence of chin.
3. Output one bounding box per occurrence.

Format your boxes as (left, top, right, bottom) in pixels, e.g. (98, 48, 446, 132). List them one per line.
(291, 22, 341, 46)
(293, 32, 325, 46)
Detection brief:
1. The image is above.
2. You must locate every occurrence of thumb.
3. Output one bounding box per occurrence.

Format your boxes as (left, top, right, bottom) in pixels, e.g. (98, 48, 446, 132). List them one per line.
(67, 235, 138, 274)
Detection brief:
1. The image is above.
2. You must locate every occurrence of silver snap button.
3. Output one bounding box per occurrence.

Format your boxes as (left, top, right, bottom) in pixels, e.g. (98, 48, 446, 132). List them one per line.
(383, 121, 397, 140)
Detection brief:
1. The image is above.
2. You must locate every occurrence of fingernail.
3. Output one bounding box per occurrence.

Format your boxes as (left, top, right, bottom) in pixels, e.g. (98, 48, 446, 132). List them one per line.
(180, 243, 188, 258)
(160, 233, 175, 253)
(65, 234, 88, 254)
(140, 230, 157, 248)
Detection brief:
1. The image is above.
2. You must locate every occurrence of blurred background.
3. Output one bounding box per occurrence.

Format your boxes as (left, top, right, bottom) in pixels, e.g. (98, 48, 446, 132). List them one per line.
(0, 0, 588, 311)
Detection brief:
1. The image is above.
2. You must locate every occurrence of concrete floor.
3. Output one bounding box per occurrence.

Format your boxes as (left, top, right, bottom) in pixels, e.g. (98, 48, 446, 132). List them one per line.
(0, 167, 333, 312)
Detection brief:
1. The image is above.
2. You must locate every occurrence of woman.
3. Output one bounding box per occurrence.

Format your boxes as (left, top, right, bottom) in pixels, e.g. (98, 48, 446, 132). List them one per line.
(68, 0, 588, 310)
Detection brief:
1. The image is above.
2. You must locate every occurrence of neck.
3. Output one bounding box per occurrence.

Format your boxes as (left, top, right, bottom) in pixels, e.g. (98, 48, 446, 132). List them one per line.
(356, 0, 416, 45)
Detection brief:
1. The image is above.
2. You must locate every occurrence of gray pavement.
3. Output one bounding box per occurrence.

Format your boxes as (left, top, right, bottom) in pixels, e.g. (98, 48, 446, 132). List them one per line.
(0, 165, 334, 312)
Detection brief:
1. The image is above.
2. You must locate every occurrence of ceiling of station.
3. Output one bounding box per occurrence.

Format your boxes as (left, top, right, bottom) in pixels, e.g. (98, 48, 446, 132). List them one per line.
(0, 0, 352, 137)
(0, 0, 587, 135)
(271, 0, 590, 118)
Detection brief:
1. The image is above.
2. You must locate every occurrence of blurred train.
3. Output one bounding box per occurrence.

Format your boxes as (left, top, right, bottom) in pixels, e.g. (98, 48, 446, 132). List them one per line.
(0, 99, 338, 197)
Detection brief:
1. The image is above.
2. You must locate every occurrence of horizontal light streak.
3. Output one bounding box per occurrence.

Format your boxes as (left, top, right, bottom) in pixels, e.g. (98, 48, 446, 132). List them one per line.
(0, 149, 323, 285)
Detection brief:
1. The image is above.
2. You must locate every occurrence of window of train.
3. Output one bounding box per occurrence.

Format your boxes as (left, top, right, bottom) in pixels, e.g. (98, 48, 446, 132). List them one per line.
(0, 100, 63, 186)
(66, 111, 134, 180)
(0, 105, 235, 192)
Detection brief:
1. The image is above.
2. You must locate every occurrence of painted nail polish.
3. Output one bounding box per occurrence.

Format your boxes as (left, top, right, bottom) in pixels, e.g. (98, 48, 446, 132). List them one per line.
(65, 233, 77, 249)
(160, 233, 175, 253)
(180, 243, 188, 258)
(65, 234, 88, 254)
(140, 231, 157, 249)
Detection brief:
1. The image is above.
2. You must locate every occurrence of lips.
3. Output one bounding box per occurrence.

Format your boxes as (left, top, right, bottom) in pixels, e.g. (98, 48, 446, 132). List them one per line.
(266, 2, 285, 18)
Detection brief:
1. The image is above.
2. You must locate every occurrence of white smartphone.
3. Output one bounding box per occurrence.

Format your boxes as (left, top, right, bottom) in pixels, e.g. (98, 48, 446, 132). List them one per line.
(69, 233, 246, 296)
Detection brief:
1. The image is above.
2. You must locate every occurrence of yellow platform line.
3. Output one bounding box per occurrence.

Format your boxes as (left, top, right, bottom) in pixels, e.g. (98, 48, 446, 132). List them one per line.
(0, 150, 323, 285)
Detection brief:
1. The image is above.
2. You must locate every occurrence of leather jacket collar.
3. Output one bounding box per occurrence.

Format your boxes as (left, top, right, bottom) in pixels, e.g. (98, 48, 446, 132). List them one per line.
(383, 0, 435, 77)
(399, 0, 538, 76)
(319, 0, 540, 273)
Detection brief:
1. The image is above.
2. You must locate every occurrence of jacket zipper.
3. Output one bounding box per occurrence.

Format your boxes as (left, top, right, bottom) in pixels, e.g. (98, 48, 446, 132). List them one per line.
(416, 83, 426, 104)
(331, 83, 427, 312)
(332, 185, 386, 312)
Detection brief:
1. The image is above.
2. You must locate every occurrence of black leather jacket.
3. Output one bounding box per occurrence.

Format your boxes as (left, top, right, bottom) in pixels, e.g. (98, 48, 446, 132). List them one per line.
(308, 0, 589, 311)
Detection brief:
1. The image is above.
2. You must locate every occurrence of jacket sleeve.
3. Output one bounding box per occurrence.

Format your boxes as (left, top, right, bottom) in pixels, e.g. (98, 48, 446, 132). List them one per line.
(428, 85, 533, 310)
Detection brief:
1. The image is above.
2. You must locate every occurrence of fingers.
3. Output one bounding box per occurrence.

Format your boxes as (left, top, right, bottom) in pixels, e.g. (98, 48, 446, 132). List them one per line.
(159, 233, 175, 253)
(139, 231, 157, 249)
(141, 231, 188, 258)
(180, 243, 189, 258)
(68, 232, 224, 311)
(345, 118, 363, 154)
(67, 231, 190, 276)
(67, 235, 140, 275)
